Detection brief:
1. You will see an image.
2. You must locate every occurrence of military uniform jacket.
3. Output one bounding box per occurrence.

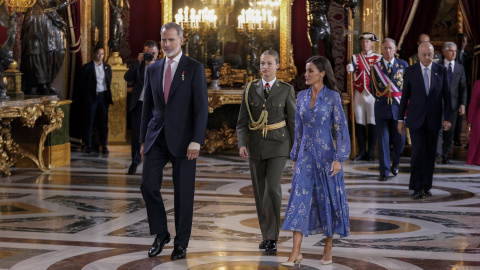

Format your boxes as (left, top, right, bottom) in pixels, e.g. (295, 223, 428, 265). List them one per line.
(236, 79, 296, 160)
(370, 57, 409, 120)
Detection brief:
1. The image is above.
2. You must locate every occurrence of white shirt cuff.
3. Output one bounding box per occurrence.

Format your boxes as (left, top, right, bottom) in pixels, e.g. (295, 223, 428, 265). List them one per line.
(398, 120, 404, 122)
(188, 142, 201, 150)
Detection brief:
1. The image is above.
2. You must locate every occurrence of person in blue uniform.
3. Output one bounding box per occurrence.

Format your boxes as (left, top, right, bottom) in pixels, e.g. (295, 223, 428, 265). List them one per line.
(370, 38, 408, 181)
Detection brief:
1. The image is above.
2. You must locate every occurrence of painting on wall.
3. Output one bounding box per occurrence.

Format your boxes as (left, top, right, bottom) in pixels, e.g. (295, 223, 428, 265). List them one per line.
(431, 0, 459, 42)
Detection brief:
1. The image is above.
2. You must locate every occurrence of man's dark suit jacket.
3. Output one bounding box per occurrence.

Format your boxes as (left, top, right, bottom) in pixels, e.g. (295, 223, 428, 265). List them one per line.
(140, 54, 208, 157)
(124, 60, 146, 112)
(398, 62, 452, 130)
(81, 61, 113, 105)
(447, 62, 467, 111)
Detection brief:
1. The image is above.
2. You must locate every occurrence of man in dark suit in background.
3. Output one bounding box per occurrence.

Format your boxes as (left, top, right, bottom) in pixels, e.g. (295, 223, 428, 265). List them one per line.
(140, 22, 208, 260)
(453, 33, 472, 147)
(398, 42, 452, 199)
(81, 46, 113, 155)
(370, 38, 408, 182)
(437, 42, 467, 164)
(124, 40, 159, 175)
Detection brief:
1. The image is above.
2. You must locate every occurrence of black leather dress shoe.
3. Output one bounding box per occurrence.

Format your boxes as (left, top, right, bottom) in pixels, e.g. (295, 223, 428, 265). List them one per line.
(148, 232, 171, 257)
(412, 190, 423, 199)
(423, 189, 432, 196)
(378, 175, 388, 182)
(391, 164, 399, 176)
(128, 163, 137, 175)
(441, 159, 451, 164)
(367, 156, 375, 161)
(171, 245, 187, 260)
(259, 240, 267, 249)
(265, 240, 277, 254)
(453, 141, 462, 146)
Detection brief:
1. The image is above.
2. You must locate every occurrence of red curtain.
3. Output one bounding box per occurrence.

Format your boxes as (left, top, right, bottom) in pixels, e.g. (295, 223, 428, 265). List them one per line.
(401, 1, 442, 59)
(459, 0, 480, 80)
(127, 0, 161, 64)
(384, 0, 418, 50)
(291, 0, 310, 76)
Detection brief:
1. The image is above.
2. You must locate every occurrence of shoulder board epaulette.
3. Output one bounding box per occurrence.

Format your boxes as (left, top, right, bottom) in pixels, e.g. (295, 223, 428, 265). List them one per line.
(279, 81, 292, 87)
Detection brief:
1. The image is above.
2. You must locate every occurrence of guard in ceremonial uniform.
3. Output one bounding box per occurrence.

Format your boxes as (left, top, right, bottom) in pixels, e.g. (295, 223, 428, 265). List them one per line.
(236, 50, 295, 254)
(371, 38, 408, 181)
(347, 32, 381, 161)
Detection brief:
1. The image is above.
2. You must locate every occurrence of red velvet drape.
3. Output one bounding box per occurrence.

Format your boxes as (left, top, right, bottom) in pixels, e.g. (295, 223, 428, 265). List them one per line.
(385, 0, 416, 46)
(291, 0, 310, 76)
(127, 0, 161, 64)
(401, 1, 441, 59)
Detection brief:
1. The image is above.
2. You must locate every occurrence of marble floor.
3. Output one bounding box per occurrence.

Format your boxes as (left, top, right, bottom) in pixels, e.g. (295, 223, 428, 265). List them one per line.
(1, 145, 479, 270)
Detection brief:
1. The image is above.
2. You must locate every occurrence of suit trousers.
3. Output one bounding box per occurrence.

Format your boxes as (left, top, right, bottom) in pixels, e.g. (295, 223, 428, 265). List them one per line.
(130, 101, 142, 165)
(84, 93, 110, 148)
(376, 117, 405, 176)
(437, 110, 459, 159)
(141, 129, 197, 248)
(249, 156, 287, 241)
(409, 123, 439, 191)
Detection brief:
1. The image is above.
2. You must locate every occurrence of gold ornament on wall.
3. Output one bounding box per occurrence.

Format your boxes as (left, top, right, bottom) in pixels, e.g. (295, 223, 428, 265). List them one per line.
(3, 0, 36, 12)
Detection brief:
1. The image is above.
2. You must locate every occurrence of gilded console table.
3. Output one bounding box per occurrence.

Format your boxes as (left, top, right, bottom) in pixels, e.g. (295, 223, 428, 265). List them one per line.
(0, 96, 64, 176)
(205, 89, 243, 154)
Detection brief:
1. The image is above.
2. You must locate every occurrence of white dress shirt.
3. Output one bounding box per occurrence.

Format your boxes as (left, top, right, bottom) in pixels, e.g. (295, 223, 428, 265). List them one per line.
(444, 59, 455, 73)
(420, 62, 433, 89)
(94, 62, 107, 93)
(163, 52, 183, 92)
(261, 77, 277, 90)
(383, 58, 395, 69)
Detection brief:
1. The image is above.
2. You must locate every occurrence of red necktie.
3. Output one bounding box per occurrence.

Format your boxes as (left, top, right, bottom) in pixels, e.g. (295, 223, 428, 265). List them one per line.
(164, 59, 173, 103)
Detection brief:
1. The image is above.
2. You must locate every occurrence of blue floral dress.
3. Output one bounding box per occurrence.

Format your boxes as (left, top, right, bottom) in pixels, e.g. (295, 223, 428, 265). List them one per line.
(281, 86, 351, 237)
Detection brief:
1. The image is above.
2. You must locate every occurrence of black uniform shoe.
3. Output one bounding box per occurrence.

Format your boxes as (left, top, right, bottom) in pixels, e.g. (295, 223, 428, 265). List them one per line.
(412, 190, 423, 199)
(265, 240, 277, 254)
(128, 163, 137, 175)
(391, 164, 399, 176)
(378, 175, 388, 182)
(259, 240, 267, 249)
(453, 141, 462, 146)
(423, 189, 432, 196)
(171, 245, 187, 260)
(148, 232, 171, 257)
(441, 159, 451, 164)
(102, 147, 109, 156)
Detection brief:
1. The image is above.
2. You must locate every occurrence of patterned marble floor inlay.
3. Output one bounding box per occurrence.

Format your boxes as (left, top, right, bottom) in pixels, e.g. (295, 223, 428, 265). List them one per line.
(0, 145, 479, 269)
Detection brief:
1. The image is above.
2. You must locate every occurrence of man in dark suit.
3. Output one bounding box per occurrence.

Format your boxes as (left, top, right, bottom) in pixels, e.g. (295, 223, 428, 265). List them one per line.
(398, 42, 452, 199)
(140, 22, 208, 260)
(370, 38, 408, 181)
(81, 46, 113, 155)
(124, 40, 159, 175)
(453, 33, 472, 147)
(437, 42, 467, 164)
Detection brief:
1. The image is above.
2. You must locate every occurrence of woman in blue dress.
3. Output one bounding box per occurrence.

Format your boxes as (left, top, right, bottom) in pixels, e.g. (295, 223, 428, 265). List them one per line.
(281, 56, 351, 267)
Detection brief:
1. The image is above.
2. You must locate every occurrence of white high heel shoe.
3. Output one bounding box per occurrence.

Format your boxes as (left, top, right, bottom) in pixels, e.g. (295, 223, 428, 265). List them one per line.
(282, 254, 303, 268)
(321, 259, 333, 265)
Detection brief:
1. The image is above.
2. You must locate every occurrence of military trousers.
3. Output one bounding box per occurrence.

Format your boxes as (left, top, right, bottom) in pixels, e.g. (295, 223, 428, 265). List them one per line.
(249, 156, 287, 241)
